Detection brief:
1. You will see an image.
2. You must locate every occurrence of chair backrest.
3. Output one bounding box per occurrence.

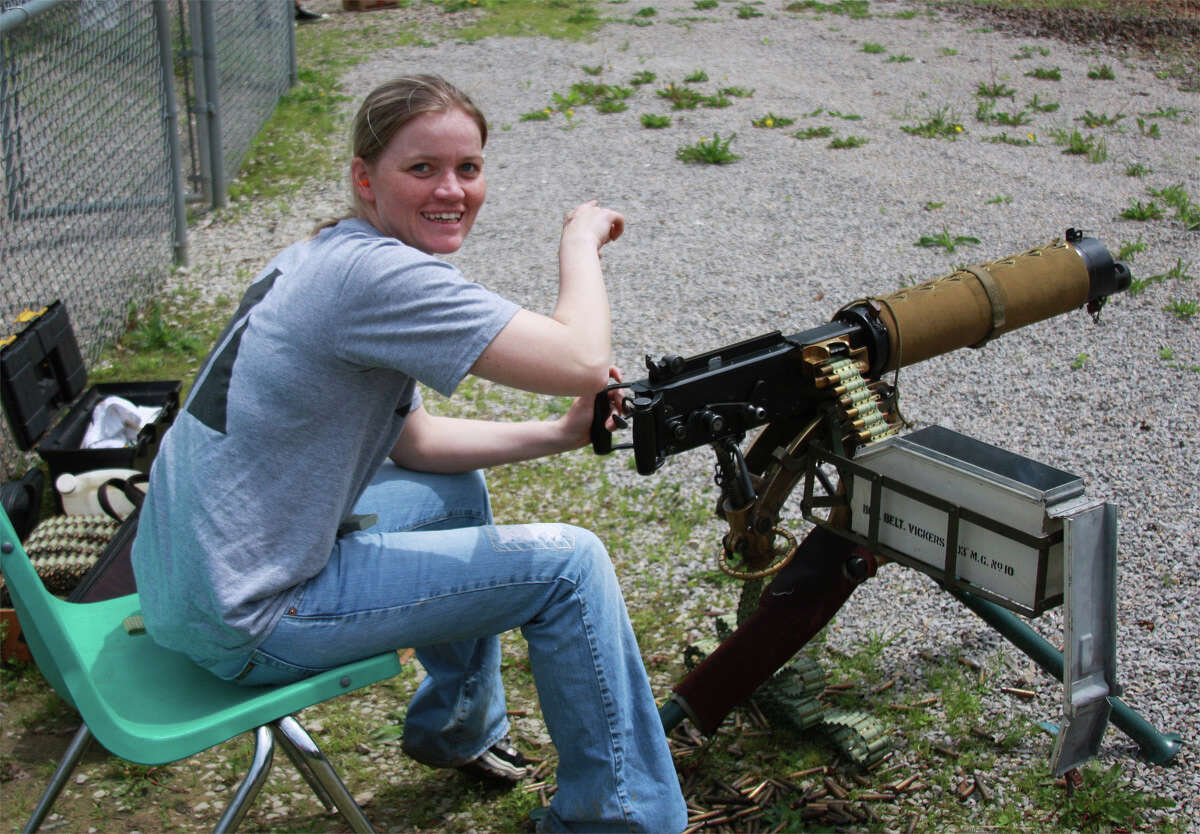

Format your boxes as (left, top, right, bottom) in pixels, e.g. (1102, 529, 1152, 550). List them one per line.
(0, 508, 90, 702)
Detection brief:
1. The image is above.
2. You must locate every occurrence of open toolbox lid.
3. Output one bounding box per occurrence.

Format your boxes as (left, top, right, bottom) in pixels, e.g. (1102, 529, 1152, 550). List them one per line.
(1, 302, 180, 482)
(1, 301, 89, 451)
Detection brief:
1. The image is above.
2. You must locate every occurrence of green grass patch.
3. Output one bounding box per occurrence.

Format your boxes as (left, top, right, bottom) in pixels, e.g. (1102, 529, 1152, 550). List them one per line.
(1149, 183, 1200, 230)
(828, 134, 868, 149)
(1027, 92, 1059, 112)
(1077, 109, 1125, 127)
(1141, 105, 1190, 121)
(916, 229, 980, 253)
(1137, 117, 1163, 138)
(91, 290, 232, 388)
(227, 67, 351, 205)
(1128, 258, 1194, 294)
(1164, 299, 1198, 320)
(596, 98, 628, 113)
(439, 0, 608, 40)
(1025, 66, 1062, 81)
(976, 99, 1032, 126)
(751, 112, 795, 127)
(808, 106, 862, 120)
(656, 82, 705, 109)
(1116, 234, 1147, 261)
(793, 125, 834, 140)
(1049, 127, 1107, 162)
(783, 0, 871, 17)
(901, 106, 965, 139)
(676, 132, 741, 164)
(976, 79, 1016, 99)
(1013, 44, 1051, 60)
(1119, 199, 1165, 221)
(1011, 762, 1174, 831)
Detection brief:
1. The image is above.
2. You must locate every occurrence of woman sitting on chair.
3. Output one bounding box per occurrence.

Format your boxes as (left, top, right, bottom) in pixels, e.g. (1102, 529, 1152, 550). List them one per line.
(131, 74, 687, 833)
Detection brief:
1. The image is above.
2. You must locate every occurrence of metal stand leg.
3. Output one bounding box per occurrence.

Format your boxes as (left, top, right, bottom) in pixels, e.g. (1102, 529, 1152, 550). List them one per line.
(273, 715, 375, 834)
(270, 721, 336, 811)
(949, 587, 1183, 765)
(214, 725, 275, 834)
(23, 723, 93, 834)
(660, 698, 687, 735)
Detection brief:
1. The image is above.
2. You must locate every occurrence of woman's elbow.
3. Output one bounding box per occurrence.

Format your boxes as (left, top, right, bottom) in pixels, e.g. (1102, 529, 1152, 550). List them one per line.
(571, 354, 613, 395)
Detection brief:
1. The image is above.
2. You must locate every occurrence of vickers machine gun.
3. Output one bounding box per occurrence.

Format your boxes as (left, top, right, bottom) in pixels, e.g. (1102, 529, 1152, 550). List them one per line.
(592, 229, 1181, 775)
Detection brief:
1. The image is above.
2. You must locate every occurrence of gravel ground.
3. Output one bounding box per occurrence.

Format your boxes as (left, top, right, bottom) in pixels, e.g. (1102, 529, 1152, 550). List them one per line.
(178, 0, 1198, 827)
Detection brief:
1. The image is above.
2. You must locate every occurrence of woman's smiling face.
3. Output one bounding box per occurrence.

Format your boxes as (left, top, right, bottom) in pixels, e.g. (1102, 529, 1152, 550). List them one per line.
(356, 107, 486, 255)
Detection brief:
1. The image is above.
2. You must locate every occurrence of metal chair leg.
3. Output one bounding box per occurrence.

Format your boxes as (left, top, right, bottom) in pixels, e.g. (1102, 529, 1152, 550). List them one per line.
(273, 715, 376, 833)
(213, 725, 275, 834)
(270, 721, 336, 811)
(23, 723, 93, 834)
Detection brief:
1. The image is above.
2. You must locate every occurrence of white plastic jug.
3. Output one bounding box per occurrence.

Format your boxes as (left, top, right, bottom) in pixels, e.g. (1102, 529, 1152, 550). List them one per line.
(56, 468, 145, 518)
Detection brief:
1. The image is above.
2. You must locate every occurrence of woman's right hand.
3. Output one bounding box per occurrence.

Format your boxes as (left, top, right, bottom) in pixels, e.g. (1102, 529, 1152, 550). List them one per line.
(561, 200, 624, 253)
(469, 201, 621, 398)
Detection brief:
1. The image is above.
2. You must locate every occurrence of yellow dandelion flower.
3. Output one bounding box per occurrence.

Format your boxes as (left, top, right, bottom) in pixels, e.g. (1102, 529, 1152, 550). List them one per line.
(955, 124, 963, 133)
(765, 118, 774, 127)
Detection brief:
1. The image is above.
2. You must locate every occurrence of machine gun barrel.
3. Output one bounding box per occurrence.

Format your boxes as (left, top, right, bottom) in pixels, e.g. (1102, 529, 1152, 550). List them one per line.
(838, 228, 1131, 376)
(592, 230, 1130, 474)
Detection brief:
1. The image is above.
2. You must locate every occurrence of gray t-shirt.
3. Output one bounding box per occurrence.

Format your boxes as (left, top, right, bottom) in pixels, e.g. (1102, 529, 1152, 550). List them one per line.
(131, 218, 520, 669)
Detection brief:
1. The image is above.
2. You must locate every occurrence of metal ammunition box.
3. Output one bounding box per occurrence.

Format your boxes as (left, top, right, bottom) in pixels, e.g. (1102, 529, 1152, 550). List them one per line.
(848, 425, 1084, 616)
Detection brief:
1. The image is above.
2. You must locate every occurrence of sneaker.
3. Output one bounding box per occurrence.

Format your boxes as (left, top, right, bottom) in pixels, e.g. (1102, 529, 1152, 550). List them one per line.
(457, 736, 532, 783)
(294, 4, 324, 22)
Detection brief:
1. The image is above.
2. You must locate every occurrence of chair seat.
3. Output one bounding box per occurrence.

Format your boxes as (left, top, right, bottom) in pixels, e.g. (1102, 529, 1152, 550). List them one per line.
(36, 591, 402, 765)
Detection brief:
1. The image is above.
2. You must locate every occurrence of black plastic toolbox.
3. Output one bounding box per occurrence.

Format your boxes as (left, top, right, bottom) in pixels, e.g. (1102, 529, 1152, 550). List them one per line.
(1, 301, 180, 484)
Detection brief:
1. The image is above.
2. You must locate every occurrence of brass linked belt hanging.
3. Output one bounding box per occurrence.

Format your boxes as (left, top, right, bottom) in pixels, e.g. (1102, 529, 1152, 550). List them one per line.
(716, 353, 901, 581)
(816, 355, 901, 447)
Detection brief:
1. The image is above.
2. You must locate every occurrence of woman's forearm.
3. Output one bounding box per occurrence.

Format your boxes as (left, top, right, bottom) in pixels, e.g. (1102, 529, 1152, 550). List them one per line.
(389, 409, 579, 474)
(553, 235, 612, 372)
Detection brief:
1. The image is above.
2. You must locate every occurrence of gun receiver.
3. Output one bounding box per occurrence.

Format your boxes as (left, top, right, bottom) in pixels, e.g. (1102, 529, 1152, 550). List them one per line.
(592, 229, 1130, 475)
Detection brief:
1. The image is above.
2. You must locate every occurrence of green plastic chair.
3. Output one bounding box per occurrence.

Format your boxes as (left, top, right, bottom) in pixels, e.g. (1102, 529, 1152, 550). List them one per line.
(0, 509, 403, 833)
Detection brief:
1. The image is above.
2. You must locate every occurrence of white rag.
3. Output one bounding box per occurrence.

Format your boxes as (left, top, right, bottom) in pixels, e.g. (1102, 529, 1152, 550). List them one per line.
(82, 396, 162, 449)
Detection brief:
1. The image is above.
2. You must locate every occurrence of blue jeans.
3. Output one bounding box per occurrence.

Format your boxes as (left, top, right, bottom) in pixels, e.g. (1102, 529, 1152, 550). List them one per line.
(233, 462, 686, 834)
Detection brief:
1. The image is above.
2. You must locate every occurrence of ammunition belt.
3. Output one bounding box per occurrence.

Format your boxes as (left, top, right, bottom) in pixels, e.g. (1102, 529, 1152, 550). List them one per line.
(821, 710, 891, 768)
(821, 356, 900, 446)
(687, 588, 894, 769)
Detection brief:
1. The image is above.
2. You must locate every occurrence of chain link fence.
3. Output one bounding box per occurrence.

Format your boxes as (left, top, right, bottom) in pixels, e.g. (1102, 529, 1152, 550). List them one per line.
(186, 0, 295, 206)
(1, 0, 294, 477)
